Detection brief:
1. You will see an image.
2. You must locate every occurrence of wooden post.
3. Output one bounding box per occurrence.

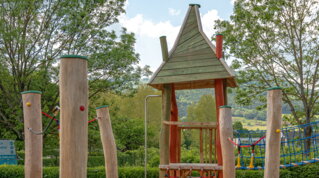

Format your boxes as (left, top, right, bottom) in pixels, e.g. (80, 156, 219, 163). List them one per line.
(21, 90, 43, 178)
(264, 87, 282, 178)
(160, 36, 169, 62)
(215, 79, 227, 178)
(96, 105, 118, 178)
(170, 85, 178, 163)
(59, 55, 88, 178)
(219, 106, 235, 178)
(160, 84, 172, 177)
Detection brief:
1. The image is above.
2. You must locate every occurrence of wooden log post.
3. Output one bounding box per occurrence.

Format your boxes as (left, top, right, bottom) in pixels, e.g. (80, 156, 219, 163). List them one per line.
(160, 84, 172, 177)
(170, 85, 179, 163)
(264, 87, 282, 178)
(59, 55, 88, 178)
(159, 36, 172, 178)
(21, 90, 43, 178)
(96, 105, 118, 178)
(219, 106, 235, 178)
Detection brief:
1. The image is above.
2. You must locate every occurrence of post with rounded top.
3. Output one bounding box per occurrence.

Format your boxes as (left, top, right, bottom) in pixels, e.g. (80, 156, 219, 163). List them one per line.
(160, 36, 169, 62)
(219, 105, 235, 178)
(264, 87, 282, 178)
(21, 90, 43, 178)
(59, 55, 88, 178)
(96, 105, 118, 178)
(216, 34, 223, 59)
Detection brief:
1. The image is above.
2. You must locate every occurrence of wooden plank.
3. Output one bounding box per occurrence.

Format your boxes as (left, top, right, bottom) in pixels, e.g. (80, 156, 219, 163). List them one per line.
(170, 53, 215, 62)
(177, 31, 204, 47)
(159, 84, 172, 178)
(264, 89, 282, 178)
(163, 121, 217, 126)
(162, 59, 221, 70)
(220, 107, 235, 178)
(178, 30, 201, 45)
(209, 129, 213, 163)
(152, 72, 230, 84)
(157, 65, 225, 77)
(60, 57, 88, 178)
(22, 92, 43, 178)
(159, 163, 223, 171)
(175, 36, 206, 53)
(178, 126, 217, 129)
(96, 106, 118, 178)
(200, 129, 204, 163)
(175, 42, 210, 54)
(172, 46, 212, 58)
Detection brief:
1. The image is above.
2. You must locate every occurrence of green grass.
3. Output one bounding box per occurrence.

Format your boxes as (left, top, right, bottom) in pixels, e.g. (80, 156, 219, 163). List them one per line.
(233, 117, 266, 130)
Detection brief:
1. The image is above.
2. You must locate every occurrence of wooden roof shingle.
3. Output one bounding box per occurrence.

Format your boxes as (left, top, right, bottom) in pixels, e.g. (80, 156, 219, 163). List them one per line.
(148, 4, 237, 90)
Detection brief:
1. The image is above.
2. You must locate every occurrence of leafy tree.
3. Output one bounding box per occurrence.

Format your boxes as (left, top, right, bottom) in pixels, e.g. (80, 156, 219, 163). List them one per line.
(215, 0, 319, 125)
(215, 0, 319, 150)
(0, 0, 149, 140)
(233, 121, 244, 130)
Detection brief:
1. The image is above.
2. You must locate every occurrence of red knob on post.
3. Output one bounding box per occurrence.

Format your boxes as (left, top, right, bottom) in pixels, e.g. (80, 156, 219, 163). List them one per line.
(216, 34, 223, 59)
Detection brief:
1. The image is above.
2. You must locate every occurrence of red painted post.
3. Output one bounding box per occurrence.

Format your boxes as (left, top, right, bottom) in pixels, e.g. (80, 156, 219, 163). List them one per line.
(215, 79, 226, 178)
(170, 85, 179, 163)
(216, 34, 223, 59)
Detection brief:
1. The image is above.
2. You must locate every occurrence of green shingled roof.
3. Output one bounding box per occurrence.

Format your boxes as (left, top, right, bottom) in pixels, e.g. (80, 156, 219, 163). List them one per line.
(148, 4, 237, 90)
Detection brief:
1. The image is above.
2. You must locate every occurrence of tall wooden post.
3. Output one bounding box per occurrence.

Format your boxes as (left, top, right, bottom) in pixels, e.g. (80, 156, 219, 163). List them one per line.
(219, 106, 235, 178)
(59, 55, 88, 178)
(21, 90, 43, 178)
(170, 85, 178, 163)
(160, 84, 172, 177)
(159, 36, 172, 177)
(96, 105, 118, 178)
(215, 79, 227, 178)
(264, 87, 282, 178)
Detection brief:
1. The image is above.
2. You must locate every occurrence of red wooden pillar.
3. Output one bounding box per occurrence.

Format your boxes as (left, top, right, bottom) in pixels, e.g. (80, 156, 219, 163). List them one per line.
(170, 85, 179, 163)
(215, 79, 227, 178)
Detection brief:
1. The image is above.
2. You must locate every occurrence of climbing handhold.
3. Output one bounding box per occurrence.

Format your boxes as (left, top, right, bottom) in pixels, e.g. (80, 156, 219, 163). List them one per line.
(80, 106, 85, 111)
(276, 129, 281, 133)
(26, 102, 31, 107)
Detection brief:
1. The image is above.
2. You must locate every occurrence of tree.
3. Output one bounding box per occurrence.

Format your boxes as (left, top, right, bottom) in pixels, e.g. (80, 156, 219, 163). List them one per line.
(215, 0, 319, 151)
(0, 0, 150, 141)
(233, 121, 244, 130)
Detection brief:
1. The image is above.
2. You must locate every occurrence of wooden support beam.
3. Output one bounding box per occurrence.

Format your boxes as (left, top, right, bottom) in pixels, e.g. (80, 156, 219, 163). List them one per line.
(219, 106, 235, 178)
(21, 90, 43, 178)
(170, 85, 178, 163)
(214, 79, 226, 178)
(59, 55, 88, 178)
(264, 88, 282, 178)
(160, 84, 172, 178)
(96, 106, 118, 178)
(200, 128, 204, 163)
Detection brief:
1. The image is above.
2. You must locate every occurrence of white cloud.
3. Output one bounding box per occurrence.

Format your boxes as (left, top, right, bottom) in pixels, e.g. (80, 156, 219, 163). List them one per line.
(168, 8, 181, 16)
(201, 9, 221, 38)
(118, 14, 180, 48)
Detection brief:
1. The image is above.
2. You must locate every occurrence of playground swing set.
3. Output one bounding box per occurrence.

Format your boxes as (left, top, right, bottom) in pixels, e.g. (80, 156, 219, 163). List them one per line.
(19, 4, 319, 178)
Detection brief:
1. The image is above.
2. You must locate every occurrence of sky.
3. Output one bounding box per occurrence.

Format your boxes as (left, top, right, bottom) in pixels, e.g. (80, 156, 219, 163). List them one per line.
(116, 0, 235, 72)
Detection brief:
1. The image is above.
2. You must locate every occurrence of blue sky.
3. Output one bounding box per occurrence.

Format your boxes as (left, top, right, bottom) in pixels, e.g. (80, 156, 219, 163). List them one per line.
(117, 0, 235, 72)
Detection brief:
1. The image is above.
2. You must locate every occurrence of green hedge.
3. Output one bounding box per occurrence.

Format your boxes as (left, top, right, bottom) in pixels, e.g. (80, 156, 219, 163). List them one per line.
(0, 165, 159, 178)
(1, 163, 319, 178)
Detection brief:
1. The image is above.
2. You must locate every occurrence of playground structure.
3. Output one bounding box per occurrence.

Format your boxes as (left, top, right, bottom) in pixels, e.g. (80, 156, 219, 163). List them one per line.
(148, 4, 286, 178)
(21, 55, 118, 178)
(148, 4, 237, 178)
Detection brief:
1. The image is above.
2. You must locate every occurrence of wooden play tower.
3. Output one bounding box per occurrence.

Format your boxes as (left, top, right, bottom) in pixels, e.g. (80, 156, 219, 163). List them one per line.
(148, 4, 237, 178)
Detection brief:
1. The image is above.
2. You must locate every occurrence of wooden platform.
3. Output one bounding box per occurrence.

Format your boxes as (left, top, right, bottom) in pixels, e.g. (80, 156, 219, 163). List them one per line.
(159, 163, 222, 171)
(163, 121, 217, 129)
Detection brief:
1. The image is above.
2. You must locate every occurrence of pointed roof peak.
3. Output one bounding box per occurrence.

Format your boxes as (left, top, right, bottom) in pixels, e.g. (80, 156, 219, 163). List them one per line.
(148, 5, 237, 90)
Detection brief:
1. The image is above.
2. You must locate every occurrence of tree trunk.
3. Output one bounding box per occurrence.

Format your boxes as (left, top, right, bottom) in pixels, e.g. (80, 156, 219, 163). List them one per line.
(304, 113, 312, 156)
